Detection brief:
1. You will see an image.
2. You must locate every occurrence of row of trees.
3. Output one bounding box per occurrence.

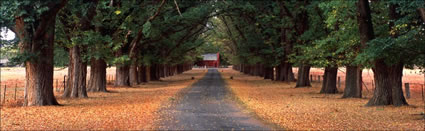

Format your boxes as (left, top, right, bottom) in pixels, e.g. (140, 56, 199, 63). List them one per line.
(0, 0, 215, 106)
(213, 0, 425, 106)
(1, 0, 424, 107)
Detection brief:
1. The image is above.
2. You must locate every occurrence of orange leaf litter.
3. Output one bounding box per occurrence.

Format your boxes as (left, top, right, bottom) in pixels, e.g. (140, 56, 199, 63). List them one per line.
(1, 68, 206, 130)
(221, 68, 424, 130)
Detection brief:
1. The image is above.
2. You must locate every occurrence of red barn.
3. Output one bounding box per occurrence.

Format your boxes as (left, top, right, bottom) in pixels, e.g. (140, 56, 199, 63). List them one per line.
(198, 53, 220, 68)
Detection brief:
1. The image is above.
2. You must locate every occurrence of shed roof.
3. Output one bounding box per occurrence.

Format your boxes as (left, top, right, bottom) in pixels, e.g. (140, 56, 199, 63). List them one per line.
(0, 59, 9, 63)
(201, 53, 218, 61)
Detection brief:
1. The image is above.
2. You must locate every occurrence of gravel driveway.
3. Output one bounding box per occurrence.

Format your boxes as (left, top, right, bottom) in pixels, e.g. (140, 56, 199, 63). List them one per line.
(158, 69, 271, 130)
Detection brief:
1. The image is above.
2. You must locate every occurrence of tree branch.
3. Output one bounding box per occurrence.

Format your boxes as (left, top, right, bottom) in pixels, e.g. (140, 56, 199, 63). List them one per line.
(174, 0, 183, 17)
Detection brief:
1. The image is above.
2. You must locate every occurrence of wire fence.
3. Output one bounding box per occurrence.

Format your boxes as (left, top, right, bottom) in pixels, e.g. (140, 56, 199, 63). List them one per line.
(293, 68, 425, 99)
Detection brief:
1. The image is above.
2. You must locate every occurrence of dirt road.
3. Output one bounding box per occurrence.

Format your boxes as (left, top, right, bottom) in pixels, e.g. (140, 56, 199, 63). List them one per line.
(158, 69, 271, 130)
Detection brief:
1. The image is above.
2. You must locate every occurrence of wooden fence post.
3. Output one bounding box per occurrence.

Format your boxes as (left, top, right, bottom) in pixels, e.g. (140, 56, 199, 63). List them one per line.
(63, 75, 66, 91)
(3, 85, 6, 103)
(310, 75, 313, 82)
(15, 83, 17, 100)
(422, 84, 425, 102)
(55, 79, 58, 92)
(405, 83, 410, 99)
(318, 75, 321, 83)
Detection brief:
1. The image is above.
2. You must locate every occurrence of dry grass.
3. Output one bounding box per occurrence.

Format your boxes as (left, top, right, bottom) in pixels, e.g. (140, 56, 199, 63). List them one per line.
(0, 67, 116, 89)
(222, 68, 425, 130)
(0, 68, 206, 130)
(306, 68, 425, 97)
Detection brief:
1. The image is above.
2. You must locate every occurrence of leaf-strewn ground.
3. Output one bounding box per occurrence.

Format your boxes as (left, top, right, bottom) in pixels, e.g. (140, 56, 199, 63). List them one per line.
(222, 68, 424, 130)
(0, 68, 206, 130)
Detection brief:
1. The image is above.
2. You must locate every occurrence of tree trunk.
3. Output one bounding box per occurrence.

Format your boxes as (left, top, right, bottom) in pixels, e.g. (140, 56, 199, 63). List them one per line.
(63, 46, 88, 98)
(259, 64, 264, 77)
(342, 66, 362, 98)
(277, 62, 295, 82)
(320, 67, 338, 94)
(87, 58, 107, 92)
(115, 65, 130, 86)
(419, 8, 425, 23)
(146, 66, 151, 81)
(19, 21, 60, 106)
(366, 62, 407, 106)
(150, 64, 160, 81)
(129, 63, 138, 86)
(295, 64, 311, 87)
(16, 1, 66, 105)
(61, 0, 97, 98)
(251, 64, 256, 76)
(256, 64, 262, 76)
(159, 64, 165, 78)
(275, 65, 281, 80)
(357, 0, 408, 106)
(164, 65, 169, 77)
(137, 65, 146, 83)
(171, 66, 176, 76)
(63, 49, 74, 97)
(177, 65, 182, 74)
(357, 0, 375, 43)
(264, 66, 274, 80)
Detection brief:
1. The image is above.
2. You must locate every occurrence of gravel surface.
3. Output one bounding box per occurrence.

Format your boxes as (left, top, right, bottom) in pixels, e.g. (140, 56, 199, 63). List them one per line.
(158, 69, 271, 130)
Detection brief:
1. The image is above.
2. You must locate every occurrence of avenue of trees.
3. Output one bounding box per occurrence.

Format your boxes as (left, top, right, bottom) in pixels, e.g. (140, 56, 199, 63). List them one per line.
(215, 0, 425, 106)
(0, 0, 214, 106)
(0, 0, 424, 107)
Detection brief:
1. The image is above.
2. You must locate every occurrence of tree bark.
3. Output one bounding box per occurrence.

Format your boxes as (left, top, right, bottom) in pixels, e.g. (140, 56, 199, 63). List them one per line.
(419, 8, 425, 23)
(342, 66, 362, 98)
(357, 0, 375, 42)
(20, 23, 60, 106)
(277, 62, 295, 82)
(150, 64, 160, 81)
(259, 64, 264, 77)
(61, 0, 97, 98)
(320, 67, 338, 94)
(159, 64, 165, 78)
(264, 66, 274, 80)
(137, 65, 148, 83)
(146, 66, 151, 81)
(63, 49, 74, 97)
(366, 62, 407, 106)
(115, 65, 130, 86)
(63, 46, 88, 98)
(275, 65, 281, 80)
(87, 58, 107, 92)
(295, 64, 311, 87)
(16, 1, 66, 106)
(365, 3, 407, 106)
(164, 64, 168, 77)
(129, 63, 138, 86)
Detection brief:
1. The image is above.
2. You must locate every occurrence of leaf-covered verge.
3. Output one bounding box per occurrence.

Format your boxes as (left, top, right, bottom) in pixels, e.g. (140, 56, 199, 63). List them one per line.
(222, 68, 424, 130)
(0, 68, 206, 130)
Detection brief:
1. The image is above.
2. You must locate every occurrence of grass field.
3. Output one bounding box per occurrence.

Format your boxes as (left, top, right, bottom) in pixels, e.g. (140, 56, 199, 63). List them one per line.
(0, 67, 117, 103)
